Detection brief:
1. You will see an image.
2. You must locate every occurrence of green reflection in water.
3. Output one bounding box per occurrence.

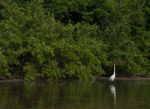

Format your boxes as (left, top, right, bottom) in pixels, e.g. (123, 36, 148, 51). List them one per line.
(0, 80, 150, 109)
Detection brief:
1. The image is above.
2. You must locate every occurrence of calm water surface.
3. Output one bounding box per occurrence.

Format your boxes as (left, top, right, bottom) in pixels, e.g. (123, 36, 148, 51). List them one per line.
(0, 80, 150, 109)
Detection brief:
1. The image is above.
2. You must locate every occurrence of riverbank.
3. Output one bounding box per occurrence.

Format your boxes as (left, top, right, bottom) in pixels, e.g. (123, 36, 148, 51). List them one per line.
(98, 77, 150, 80)
(1, 76, 150, 82)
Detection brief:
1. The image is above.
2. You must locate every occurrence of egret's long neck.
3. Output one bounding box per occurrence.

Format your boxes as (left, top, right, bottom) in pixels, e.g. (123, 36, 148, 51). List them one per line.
(114, 64, 116, 75)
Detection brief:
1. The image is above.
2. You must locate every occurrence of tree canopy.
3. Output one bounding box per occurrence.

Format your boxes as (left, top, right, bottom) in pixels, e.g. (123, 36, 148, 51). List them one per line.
(0, 0, 150, 80)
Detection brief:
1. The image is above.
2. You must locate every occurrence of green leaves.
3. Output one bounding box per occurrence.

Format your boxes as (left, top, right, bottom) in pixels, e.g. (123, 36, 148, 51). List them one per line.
(0, 0, 150, 79)
(0, 49, 9, 77)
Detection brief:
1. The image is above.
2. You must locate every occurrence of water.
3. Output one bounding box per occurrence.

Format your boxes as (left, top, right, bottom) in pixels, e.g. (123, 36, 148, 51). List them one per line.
(0, 80, 150, 109)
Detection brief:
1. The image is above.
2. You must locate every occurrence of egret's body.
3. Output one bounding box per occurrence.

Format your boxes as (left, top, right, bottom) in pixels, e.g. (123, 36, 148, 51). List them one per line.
(109, 64, 116, 81)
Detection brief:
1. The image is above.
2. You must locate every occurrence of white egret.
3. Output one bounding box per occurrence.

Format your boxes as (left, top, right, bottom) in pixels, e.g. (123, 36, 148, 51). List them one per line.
(109, 64, 116, 81)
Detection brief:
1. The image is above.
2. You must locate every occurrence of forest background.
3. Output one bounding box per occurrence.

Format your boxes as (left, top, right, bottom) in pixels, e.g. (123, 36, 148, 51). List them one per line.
(0, 0, 150, 80)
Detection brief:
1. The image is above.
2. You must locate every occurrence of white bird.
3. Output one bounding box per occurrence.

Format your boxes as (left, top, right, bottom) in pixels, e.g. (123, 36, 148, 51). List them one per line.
(109, 64, 116, 81)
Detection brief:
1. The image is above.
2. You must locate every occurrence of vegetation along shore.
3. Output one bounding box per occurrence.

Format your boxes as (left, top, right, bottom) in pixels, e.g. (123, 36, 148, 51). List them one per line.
(0, 0, 150, 80)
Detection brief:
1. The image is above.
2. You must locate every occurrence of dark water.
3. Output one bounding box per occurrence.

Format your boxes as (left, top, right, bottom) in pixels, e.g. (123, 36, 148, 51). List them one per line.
(0, 80, 150, 109)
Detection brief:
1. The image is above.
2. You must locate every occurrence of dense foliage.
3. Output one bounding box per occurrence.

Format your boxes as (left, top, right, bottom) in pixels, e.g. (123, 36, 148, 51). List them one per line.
(0, 0, 150, 80)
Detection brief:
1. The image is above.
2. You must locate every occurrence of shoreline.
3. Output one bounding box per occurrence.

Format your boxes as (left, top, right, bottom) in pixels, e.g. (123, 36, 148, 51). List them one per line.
(97, 77, 150, 80)
(1, 76, 150, 82)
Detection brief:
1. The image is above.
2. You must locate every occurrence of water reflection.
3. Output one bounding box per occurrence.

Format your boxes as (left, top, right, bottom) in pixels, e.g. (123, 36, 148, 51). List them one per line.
(0, 80, 150, 109)
(109, 84, 116, 105)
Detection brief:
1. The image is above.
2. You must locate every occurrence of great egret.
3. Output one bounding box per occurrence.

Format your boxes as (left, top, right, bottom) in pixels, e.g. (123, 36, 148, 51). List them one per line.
(109, 64, 116, 81)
